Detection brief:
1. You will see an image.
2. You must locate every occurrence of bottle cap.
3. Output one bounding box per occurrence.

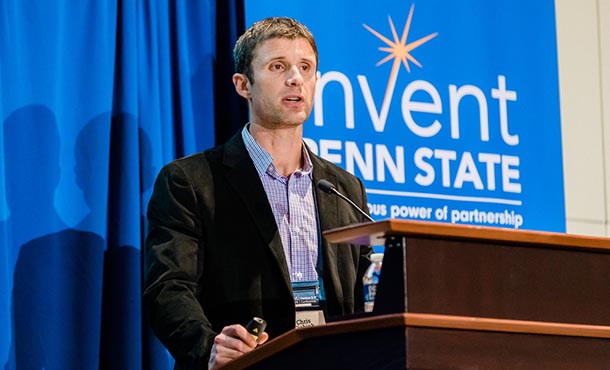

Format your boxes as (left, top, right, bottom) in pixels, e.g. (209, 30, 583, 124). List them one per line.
(370, 253, 384, 262)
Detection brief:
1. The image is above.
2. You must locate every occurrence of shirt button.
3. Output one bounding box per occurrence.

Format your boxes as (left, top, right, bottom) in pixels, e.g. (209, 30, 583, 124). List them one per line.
(295, 272, 303, 279)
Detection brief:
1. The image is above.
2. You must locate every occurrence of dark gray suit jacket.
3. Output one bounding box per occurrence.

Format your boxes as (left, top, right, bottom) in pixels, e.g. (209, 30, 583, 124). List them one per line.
(143, 132, 372, 369)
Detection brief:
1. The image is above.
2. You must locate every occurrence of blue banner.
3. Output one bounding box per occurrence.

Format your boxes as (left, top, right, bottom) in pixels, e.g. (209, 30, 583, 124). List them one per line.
(246, 0, 565, 231)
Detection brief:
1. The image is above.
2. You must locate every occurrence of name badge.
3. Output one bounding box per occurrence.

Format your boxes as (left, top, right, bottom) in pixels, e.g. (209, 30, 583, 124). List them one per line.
(292, 280, 320, 308)
(293, 281, 326, 327)
(295, 309, 326, 328)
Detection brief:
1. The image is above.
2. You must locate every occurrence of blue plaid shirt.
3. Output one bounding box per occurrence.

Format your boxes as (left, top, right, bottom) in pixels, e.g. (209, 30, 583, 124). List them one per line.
(242, 125, 319, 283)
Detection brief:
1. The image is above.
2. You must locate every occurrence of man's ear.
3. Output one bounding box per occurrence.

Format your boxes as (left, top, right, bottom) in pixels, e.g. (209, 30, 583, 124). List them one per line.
(232, 73, 251, 99)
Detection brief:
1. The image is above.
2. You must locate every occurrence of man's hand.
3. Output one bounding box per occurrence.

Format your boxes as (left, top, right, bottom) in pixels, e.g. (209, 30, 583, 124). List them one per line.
(208, 324, 269, 370)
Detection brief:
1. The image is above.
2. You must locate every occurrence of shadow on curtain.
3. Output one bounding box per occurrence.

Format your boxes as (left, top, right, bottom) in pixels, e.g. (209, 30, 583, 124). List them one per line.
(0, 1, 245, 369)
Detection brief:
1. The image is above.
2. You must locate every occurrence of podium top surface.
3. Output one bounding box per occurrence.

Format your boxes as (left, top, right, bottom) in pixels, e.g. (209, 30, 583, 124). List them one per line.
(323, 219, 610, 251)
(218, 312, 610, 370)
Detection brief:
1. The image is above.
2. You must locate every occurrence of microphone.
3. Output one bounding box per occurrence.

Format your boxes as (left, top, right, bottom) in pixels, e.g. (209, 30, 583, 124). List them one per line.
(317, 179, 375, 223)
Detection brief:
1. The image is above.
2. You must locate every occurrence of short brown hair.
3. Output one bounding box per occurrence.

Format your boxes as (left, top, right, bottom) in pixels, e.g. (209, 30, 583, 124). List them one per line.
(233, 17, 319, 83)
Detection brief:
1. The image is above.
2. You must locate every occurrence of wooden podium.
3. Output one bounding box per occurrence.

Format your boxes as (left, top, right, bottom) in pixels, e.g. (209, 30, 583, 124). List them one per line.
(220, 220, 610, 369)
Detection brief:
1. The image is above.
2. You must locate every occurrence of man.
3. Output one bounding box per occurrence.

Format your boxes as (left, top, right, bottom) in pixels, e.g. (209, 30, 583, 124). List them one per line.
(144, 17, 372, 370)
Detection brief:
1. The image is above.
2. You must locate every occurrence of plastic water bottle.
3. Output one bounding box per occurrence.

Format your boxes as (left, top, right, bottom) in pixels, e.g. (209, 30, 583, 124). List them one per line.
(363, 253, 384, 313)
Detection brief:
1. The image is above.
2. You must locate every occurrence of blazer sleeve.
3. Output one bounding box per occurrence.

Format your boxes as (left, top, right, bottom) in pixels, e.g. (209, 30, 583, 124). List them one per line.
(143, 162, 214, 369)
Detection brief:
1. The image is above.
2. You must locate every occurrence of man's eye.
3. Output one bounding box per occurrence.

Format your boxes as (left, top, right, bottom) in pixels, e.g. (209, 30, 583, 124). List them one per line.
(271, 64, 284, 71)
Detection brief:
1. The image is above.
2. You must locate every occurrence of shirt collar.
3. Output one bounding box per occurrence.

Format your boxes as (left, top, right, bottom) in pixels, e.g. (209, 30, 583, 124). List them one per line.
(242, 123, 314, 177)
(242, 124, 272, 177)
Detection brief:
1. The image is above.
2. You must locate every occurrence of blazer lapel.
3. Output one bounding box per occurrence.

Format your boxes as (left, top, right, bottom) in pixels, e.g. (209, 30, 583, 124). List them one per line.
(310, 152, 342, 300)
(222, 133, 292, 290)
(311, 157, 339, 232)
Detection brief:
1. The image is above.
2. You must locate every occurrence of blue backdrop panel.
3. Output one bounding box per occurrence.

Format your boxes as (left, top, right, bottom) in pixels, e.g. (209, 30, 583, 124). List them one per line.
(246, 0, 565, 232)
(0, 1, 239, 369)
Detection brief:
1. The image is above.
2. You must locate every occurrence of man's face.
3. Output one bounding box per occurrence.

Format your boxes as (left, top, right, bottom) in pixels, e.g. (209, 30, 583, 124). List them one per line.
(237, 37, 318, 130)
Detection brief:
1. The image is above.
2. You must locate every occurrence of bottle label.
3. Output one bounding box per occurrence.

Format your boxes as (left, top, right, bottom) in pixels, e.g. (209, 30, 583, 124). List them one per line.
(363, 257, 383, 313)
(364, 283, 377, 302)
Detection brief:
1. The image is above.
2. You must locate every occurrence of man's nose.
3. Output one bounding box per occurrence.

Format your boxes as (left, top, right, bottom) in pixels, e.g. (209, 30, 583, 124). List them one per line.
(286, 66, 304, 86)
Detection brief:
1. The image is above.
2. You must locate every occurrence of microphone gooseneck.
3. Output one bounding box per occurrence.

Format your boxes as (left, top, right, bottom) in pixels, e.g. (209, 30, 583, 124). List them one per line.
(316, 179, 375, 223)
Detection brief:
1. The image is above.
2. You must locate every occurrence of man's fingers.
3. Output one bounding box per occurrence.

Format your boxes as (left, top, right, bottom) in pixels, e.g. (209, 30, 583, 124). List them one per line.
(257, 332, 270, 345)
(217, 330, 255, 353)
(208, 324, 268, 369)
(208, 327, 257, 370)
(221, 324, 258, 349)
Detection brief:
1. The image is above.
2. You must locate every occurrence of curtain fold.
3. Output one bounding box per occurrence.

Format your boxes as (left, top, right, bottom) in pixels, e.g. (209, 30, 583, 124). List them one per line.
(0, 1, 245, 369)
(214, 0, 247, 144)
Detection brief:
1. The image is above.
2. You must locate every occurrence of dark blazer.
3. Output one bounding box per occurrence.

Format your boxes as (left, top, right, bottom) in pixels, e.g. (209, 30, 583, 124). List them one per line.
(143, 131, 372, 369)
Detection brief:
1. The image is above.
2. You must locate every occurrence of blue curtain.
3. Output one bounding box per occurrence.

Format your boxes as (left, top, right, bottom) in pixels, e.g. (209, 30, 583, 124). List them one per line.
(0, 1, 245, 369)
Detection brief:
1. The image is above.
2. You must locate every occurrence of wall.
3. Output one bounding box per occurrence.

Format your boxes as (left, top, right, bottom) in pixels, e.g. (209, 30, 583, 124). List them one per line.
(556, 0, 610, 236)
